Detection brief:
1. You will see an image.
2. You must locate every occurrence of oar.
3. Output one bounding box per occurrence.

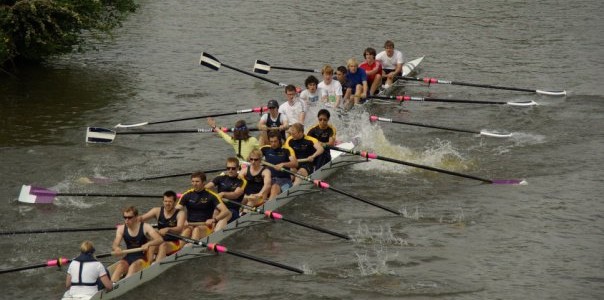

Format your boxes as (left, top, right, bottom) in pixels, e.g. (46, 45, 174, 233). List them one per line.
(167, 233, 304, 274)
(82, 167, 225, 185)
(18, 185, 164, 204)
(253, 60, 319, 74)
(396, 75, 566, 96)
(221, 199, 350, 240)
(86, 127, 260, 144)
(369, 115, 513, 138)
(327, 146, 526, 185)
(261, 161, 401, 215)
(369, 95, 537, 106)
(1, 226, 117, 235)
(200, 52, 290, 87)
(0, 248, 143, 275)
(114, 107, 268, 128)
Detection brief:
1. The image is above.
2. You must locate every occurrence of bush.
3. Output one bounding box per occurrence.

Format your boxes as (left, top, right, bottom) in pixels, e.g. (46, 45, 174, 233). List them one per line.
(1, 0, 137, 68)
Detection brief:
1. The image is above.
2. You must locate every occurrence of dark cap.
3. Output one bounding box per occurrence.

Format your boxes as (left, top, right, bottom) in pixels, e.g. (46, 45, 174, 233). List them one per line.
(267, 99, 279, 108)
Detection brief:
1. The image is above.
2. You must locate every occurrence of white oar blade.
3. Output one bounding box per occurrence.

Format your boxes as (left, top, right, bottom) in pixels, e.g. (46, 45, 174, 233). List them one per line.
(536, 89, 566, 96)
(18, 185, 55, 204)
(114, 122, 149, 128)
(479, 130, 513, 138)
(506, 100, 538, 106)
(199, 52, 221, 71)
(86, 127, 116, 143)
(402, 56, 424, 76)
(253, 60, 271, 74)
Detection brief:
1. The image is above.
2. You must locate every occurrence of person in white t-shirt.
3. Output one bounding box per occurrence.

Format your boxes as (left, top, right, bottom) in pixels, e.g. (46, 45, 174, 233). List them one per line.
(279, 84, 306, 126)
(64, 241, 112, 298)
(299, 75, 323, 108)
(318, 65, 343, 109)
(376, 40, 405, 89)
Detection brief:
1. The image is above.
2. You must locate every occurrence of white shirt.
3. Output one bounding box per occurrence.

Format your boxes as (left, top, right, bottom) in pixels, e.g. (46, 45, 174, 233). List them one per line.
(376, 49, 404, 70)
(318, 80, 343, 105)
(299, 88, 323, 106)
(278, 98, 306, 125)
(66, 260, 107, 296)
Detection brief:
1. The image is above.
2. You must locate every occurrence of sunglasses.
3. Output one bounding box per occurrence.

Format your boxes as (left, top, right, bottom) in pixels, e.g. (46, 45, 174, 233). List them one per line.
(123, 215, 134, 220)
(249, 158, 260, 161)
(226, 166, 238, 170)
(318, 118, 328, 121)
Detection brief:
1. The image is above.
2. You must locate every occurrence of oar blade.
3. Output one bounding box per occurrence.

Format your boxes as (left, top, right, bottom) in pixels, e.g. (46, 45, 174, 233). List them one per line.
(18, 185, 55, 204)
(253, 59, 271, 74)
(86, 127, 116, 143)
(506, 100, 538, 106)
(536, 89, 566, 96)
(479, 130, 513, 138)
(199, 52, 221, 71)
(491, 179, 528, 185)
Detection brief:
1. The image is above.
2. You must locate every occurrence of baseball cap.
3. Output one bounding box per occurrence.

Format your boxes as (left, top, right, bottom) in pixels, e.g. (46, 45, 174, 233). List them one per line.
(267, 99, 279, 108)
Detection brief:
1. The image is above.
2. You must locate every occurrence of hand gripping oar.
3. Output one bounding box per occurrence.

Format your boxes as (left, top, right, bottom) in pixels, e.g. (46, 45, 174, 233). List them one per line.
(0, 248, 143, 275)
(396, 75, 566, 96)
(326, 146, 527, 185)
(166, 233, 304, 274)
(253, 60, 320, 74)
(200, 52, 291, 87)
(114, 107, 268, 128)
(80, 167, 225, 185)
(368, 95, 537, 106)
(261, 161, 401, 215)
(86, 127, 259, 144)
(18, 185, 166, 204)
(221, 199, 350, 240)
(370, 115, 513, 138)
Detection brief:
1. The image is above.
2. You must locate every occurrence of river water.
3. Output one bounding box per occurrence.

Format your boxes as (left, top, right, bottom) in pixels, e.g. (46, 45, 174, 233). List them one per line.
(1, 0, 603, 299)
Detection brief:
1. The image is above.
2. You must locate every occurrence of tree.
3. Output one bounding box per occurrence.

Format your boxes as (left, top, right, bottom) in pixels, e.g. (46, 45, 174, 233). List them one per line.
(1, 0, 137, 70)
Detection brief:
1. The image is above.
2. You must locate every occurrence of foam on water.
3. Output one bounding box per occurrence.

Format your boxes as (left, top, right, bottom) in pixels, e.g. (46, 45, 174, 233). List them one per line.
(355, 246, 399, 276)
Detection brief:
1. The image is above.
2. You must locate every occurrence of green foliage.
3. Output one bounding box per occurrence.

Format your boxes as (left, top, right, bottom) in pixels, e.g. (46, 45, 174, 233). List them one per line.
(0, 0, 137, 67)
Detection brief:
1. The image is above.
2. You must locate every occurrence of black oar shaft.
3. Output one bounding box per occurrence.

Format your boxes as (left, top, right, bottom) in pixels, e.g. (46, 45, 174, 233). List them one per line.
(0, 227, 116, 235)
(326, 186, 401, 215)
(120, 167, 223, 182)
(147, 111, 240, 125)
(369, 95, 509, 105)
(222, 63, 284, 87)
(55, 193, 159, 198)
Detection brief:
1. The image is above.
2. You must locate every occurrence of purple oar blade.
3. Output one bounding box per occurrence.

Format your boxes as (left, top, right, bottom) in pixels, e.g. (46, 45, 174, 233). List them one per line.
(491, 179, 528, 185)
(29, 186, 57, 203)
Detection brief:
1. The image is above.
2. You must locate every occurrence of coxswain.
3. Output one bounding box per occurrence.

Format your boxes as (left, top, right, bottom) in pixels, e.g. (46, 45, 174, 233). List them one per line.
(138, 190, 186, 263)
(306, 109, 336, 170)
(261, 131, 298, 199)
(258, 99, 289, 145)
(205, 157, 247, 222)
(111, 206, 162, 282)
(177, 171, 231, 240)
(239, 149, 271, 207)
(64, 241, 112, 298)
(284, 123, 324, 185)
(207, 118, 260, 160)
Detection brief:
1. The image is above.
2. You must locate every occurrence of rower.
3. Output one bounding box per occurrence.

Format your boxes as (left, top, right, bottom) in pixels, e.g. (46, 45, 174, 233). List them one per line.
(258, 99, 289, 145)
(111, 206, 162, 282)
(299, 75, 322, 108)
(205, 157, 247, 222)
(376, 40, 404, 89)
(207, 117, 260, 160)
(177, 172, 231, 240)
(335, 66, 351, 104)
(345, 58, 368, 107)
(279, 84, 306, 126)
(261, 131, 298, 199)
(285, 123, 324, 185)
(64, 241, 112, 298)
(359, 47, 383, 96)
(239, 149, 271, 207)
(138, 191, 186, 263)
(318, 64, 343, 109)
(306, 109, 336, 170)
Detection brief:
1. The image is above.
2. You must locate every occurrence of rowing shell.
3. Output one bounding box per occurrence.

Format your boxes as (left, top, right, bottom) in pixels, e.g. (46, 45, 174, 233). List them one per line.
(377, 56, 424, 95)
(61, 141, 357, 300)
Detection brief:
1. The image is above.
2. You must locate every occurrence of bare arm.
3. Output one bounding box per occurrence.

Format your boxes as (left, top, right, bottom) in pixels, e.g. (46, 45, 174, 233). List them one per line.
(139, 207, 160, 223)
(214, 202, 231, 222)
(143, 223, 164, 249)
(65, 274, 71, 289)
(100, 274, 113, 291)
(112, 225, 125, 254)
